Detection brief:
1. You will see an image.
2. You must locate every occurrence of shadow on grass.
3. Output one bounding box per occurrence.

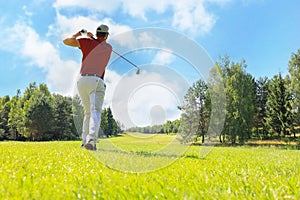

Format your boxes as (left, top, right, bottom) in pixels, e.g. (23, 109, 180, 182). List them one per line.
(95, 147, 205, 159)
(191, 142, 300, 150)
(243, 143, 300, 150)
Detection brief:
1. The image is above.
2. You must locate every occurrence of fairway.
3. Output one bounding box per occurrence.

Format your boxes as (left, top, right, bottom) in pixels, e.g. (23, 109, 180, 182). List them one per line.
(0, 134, 299, 200)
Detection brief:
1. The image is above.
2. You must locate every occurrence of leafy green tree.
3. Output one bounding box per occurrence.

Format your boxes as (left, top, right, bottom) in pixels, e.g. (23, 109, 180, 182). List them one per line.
(163, 120, 173, 134)
(0, 96, 11, 140)
(172, 119, 180, 133)
(288, 49, 300, 129)
(8, 90, 23, 140)
(23, 85, 54, 141)
(220, 58, 256, 144)
(52, 94, 77, 140)
(72, 95, 84, 137)
(21, 82, 37, 106)
(265, 74, 293, 138)
(207, 64, 226, 143)
(179, 79, 211, 143)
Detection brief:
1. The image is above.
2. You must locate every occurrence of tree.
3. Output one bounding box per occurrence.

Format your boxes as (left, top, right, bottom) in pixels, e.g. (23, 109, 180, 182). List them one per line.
(3, 82, 124, 141)
(21, 82, 37, 105)
(100, 107, 118, 137)
(207, 64, 226, 143)
(220, 58, 256, 144)
(265, 74, 293, 138)
(100, 108, 109, 137)
(179, 79, 211, 143)
(254, 77, 269, 139)
(23, 86, 54, 141)
(163, 120, 173, 134)
(107, 107, 118, 136)
(116, 121, 125, 133)
(0, 96, 11, 140)
(172, 119, 180, 133)
(288, 49, 300, 129)
(8, 90, 23, 140)
(52, 94, 77, 140)
(72, 95, 84, 137)
(0, 129, 5, 141)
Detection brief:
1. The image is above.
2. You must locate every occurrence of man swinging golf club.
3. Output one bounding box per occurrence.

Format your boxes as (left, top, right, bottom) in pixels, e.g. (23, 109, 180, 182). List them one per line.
(63, 24, 112, 150)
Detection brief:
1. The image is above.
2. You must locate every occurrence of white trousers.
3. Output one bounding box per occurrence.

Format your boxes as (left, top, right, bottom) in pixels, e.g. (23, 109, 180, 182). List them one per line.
(77, 76, 106, 145)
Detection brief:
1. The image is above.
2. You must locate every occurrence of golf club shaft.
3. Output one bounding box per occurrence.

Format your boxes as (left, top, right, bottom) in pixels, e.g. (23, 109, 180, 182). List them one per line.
(111, 50, 139, 69)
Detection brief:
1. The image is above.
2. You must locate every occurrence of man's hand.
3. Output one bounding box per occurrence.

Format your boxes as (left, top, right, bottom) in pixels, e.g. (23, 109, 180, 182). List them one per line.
(87, 32, 94, 39)
(63, 31, 81, 47)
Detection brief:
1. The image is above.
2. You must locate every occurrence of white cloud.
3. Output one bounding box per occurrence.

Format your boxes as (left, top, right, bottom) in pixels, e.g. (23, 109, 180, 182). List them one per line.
(53, 0, 121, 14)
(50, 12, 132, 41)
(137, 32, 157, 46)
(172, 0, 216, 35)
(53, 0, 228, 36)
(152, 50, 175, 65)
(22, 5, 33, 16)
(127, 83, 181, 126)
(121, 0, 171, 20)
(53, 0, 169, 20)
(110, 30, 161, 51)
(106, 68, 187, 128)
(0, 21, 79, 96)
(206, 0, 233, 4)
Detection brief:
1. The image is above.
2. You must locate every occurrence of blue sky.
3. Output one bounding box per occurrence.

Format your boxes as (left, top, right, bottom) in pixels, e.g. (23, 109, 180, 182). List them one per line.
(0, 0, 299, 127)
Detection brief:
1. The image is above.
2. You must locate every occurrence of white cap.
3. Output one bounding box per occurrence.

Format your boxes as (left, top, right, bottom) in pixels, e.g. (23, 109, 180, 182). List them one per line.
(96, 24, 109, 33)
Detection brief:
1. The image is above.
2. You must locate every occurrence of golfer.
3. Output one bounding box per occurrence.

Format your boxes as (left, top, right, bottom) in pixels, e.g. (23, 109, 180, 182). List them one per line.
(63, 24, 112, 150)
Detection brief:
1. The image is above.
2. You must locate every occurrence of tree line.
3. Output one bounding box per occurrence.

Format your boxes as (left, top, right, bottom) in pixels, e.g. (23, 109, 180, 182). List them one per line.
(0, 83, 120, 141)
(126, 119, 180, 134)
(130, 49, 300, 145)
(180, 49, 300, 144)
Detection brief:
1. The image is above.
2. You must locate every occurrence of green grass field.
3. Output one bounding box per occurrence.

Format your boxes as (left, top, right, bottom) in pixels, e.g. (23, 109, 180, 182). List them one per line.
(0, 134, 299, 199)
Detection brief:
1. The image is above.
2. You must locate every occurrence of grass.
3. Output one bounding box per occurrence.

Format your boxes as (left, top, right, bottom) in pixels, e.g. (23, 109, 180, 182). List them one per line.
(0, 133, 299, 199)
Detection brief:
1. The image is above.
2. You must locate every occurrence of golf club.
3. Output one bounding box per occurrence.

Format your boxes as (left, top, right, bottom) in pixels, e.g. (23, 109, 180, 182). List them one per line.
(111, 49, 140, 75)
(80, 29, 140, 75)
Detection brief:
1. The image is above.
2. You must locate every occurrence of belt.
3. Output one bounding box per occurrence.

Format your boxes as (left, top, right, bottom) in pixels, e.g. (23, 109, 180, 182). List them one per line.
(81, 74, 103, 79)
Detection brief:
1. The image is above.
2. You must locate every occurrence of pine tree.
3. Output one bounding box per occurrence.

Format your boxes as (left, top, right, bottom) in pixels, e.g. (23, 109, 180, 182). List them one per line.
(265, 74, 293, 138)
(254, 77, 269, 139)
(100, 108, 109, 137)
(107, 107, 117, 136)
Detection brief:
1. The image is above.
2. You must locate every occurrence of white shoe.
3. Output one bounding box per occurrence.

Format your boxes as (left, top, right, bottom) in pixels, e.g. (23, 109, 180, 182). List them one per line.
(84, 139, 96, 151)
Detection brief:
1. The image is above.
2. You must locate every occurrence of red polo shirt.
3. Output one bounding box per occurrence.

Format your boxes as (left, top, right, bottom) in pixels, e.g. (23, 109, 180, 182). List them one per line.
(78, 38, 112, 78)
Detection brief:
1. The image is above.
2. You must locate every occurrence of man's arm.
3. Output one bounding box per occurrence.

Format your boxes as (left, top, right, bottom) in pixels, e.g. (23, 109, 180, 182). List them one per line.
(63, 32, 81, 47)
